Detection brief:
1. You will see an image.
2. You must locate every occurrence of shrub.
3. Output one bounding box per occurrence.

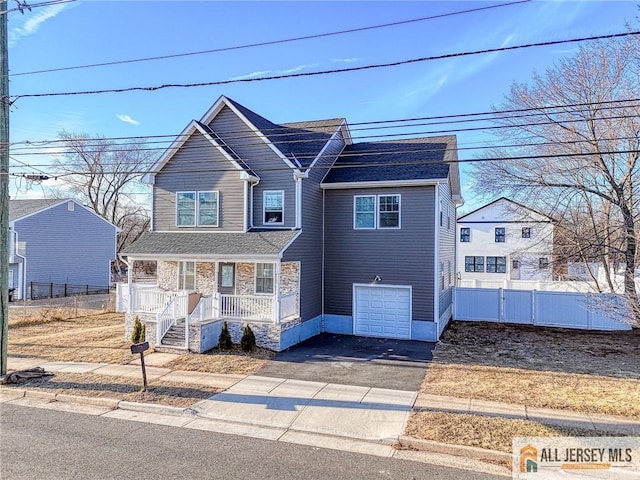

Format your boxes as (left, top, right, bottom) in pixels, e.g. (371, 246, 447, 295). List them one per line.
(218, 321, 233, 350)
(130, 316, 145, 344)
(240, 324, 256, 352)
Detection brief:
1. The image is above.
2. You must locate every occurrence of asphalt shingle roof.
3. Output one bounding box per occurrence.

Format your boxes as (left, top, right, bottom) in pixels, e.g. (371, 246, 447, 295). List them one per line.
(225, 98, 343, 168)
(122, 230, 299, 257)
(322, 136, 454, 184)
(9, 199, 65, 222)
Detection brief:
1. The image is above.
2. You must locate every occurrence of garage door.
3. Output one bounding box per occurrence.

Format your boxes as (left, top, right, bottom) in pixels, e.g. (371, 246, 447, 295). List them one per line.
(354, 285, 411, 339)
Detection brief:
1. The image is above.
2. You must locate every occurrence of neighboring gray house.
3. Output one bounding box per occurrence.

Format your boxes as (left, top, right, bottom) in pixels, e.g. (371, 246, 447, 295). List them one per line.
(9, 198, 119, 300)
(121, 96, 462, 351)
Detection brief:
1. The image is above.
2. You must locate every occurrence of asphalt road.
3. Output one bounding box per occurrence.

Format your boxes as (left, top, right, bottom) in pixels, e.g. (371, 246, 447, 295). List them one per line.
(0, 404, 505, 480)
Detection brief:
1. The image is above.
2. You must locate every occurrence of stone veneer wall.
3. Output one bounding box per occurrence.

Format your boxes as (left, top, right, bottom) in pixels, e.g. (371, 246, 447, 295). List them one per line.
(235, 263, 254, 295)
(280, 262, 300, 295)
(124, 312, 157, 347)
(157, 261, 178, 291)
(196, 262, 215, 295)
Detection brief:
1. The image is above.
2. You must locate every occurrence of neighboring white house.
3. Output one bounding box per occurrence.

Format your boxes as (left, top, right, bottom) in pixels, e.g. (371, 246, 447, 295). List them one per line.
(456, 197, 554, 283)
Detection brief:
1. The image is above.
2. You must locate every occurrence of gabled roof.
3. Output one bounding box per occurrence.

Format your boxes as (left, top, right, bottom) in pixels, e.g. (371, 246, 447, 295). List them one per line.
(9, 198, 121, 231)
(457, 197, 553, 222)
(121, 230, 299, 258)
(9, 198, 62, 222)
(322, 135, 456, 185)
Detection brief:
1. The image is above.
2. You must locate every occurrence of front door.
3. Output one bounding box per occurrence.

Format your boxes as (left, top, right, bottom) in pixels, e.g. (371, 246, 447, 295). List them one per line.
(218, 263, 235, 295)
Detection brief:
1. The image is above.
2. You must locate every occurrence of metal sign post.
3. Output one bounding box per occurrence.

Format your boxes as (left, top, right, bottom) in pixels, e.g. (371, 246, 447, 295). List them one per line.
(130, 342, 150, 391)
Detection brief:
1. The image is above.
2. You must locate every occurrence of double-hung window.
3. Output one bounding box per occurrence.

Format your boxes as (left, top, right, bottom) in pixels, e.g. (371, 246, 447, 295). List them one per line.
(465, 256, 484, 272)
(264, 191, 284, 225)
(486, 256, 507, 273)
(460, 227, 470, 242)
(176, 191, 219, 227)
(178, 261, 196, 290)
(522, 227, 531, 238)
(255, 263, 274, 294)
(354, 194, 400, 229)
(495, 227, 506, 242)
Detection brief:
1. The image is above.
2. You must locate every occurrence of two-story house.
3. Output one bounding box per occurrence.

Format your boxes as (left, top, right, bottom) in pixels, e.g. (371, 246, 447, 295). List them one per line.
(122, 96, 462, 351)
(456, 197, 554, 284)
(9, 198, 119, 300)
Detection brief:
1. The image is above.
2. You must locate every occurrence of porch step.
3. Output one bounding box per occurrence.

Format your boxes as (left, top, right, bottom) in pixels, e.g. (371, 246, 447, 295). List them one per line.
(160, 322, 185, 347)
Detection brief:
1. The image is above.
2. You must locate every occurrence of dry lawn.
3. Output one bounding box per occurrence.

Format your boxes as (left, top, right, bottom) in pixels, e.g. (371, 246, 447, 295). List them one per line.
(165, 347, 275, 375)
(3, 372, 218, 408)
(405, 411, 625, 454)
(421, 322, 640, 418)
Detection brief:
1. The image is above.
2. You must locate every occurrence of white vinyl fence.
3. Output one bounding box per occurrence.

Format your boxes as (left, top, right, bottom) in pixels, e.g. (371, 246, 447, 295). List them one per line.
(453, 287, 632, 331)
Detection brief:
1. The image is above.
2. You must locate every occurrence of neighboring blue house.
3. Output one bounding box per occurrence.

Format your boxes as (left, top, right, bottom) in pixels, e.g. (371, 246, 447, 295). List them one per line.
(122, 96, 462, 351)
(9, 199, 119, 300)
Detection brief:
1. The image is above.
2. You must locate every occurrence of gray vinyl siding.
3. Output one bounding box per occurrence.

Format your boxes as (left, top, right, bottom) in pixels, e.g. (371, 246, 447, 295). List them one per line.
(324, 186, 436, 322)
(208, 106, 296, 229)
(14, 202, 116, 287)
(153, 131, 245, 232)
(438, 181, 455, 317)
(282, 131, 345, 321)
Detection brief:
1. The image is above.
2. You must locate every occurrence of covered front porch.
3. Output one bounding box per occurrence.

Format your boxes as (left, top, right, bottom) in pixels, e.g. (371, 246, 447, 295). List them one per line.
(123, 259, 300, 351)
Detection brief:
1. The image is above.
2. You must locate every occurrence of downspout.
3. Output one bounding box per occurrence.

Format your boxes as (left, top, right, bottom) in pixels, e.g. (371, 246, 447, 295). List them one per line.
(434, 183, 440, 333)
(321, 188, 325, 330)
(243, 180, 248, 232)
(250, 178, 260, 229)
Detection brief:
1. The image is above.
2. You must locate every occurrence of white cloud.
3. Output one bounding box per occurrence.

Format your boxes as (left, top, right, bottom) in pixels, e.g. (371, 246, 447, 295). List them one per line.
(332, 57, 360, 63)
(9, 3, 72, 46)
(231, 63, 317, 81)
(230, 70, 272, 81)
(280, 64, 316, 74)
(116, 114, 140, 126)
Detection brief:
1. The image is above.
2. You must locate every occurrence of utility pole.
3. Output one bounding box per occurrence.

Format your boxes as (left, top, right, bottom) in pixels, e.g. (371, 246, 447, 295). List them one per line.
(0, 0, 9, 375)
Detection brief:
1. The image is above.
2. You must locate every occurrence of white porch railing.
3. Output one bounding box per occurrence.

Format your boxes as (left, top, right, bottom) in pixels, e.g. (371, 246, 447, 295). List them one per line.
(187, 295, 218, 323)
(156, 293, 188, 342)
(134, 287, 177, 313)
(279, 293, 298, 320)
(220, 294, 273, 321)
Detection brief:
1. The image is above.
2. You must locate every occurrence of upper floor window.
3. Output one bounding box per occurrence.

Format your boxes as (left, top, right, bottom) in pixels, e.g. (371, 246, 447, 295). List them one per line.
(354, 194, 401, 229)
(460, 227, 470, 242)
(465, 256, 484, 272)
(264, 191, 284, 225)
(539, 257, 549, 269)
(176, 191, 219, 227)
(522, 227, 531, 238)
(178, 261, 196, 290)
(495, 227, 506, 242)
(486, 256, 507, 273)
(255, 263, 274, 294)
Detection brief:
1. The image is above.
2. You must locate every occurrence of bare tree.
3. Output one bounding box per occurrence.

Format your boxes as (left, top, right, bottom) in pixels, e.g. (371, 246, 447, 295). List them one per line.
(471, 34, 640, 323)
(49, 132, 155, 255)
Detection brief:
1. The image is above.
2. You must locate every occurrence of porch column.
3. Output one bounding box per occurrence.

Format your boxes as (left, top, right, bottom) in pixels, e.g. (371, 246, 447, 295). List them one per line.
(274, 261, 281, 323)
(127, 258, 134, 314)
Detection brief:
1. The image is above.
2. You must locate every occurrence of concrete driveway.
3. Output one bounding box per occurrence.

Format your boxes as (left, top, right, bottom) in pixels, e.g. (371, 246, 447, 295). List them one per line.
(256, 333, 435, 391)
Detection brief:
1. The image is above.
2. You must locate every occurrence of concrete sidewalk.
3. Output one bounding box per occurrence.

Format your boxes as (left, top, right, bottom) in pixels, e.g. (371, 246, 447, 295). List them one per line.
(5, 355, 640, 440)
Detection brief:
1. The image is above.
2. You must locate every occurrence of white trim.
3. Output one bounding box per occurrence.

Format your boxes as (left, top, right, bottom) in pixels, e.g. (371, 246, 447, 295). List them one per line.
(243, 181, 248, 233)
(178, 260, 197, 291)
(353, 194, 376, 230)
(295, 175, 302, 229)
(208, 96, 300, 173)
(175, 190, 220, 228)
(308, 119, 348, 171)
(434, 185, 440, 326)
(254, 262, 276, 295)
(277, 230, 302, 258)
(321, 178, 443, 190)
(263, 190, 285, 226)
(352, 283, 412, 340)
(353, 194, 401, 230)
(129, 254, 282, 262)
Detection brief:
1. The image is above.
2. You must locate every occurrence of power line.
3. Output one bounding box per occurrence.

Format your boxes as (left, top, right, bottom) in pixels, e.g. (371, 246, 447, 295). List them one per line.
(9, 97, 640, 149)
(9, 111, 640, 159)
(7, 0, 530, 77)
(0, 0, 73, 15)
(7, 148, 639, 177)
(10, 30, 640, 103)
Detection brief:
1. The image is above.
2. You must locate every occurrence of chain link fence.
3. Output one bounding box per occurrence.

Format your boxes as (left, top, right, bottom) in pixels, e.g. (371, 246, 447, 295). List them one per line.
(8, 293, 116, 323)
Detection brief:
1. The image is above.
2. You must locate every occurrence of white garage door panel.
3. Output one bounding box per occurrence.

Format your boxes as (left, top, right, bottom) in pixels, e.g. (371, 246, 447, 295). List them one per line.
(354, 285, 411, 339)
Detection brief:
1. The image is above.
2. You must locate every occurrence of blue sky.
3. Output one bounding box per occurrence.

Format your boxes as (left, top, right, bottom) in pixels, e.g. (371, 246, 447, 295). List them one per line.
(6, 0, 640, 209)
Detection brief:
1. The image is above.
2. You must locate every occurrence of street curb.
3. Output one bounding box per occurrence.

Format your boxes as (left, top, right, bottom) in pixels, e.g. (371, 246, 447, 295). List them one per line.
(117, 400, 194, 417)
(397, 436, 511, 464)
(55, 393, 120, 409)
(24, 390, 57, 401)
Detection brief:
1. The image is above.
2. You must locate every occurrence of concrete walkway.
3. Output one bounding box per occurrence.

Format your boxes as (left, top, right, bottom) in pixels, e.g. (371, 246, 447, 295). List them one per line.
(5, 355, 639, 440)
